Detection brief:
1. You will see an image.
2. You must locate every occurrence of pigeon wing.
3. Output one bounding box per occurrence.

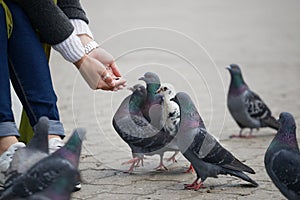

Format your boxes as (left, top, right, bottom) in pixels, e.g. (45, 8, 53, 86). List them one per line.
(269, 149, 300, 198)
(191, 128, 255, 174)
(245, 90, 271, 120)
(113, 115, 173, 153)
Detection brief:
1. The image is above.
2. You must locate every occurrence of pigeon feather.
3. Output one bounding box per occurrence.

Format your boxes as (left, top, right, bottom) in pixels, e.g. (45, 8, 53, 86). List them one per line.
(264, 112, 300, 200)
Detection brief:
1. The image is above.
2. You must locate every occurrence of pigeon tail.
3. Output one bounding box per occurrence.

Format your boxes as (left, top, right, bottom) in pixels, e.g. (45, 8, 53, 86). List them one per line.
(224, 169, 258, 187)
(262, 115, 280, 130)
(223, 159, 256, 174)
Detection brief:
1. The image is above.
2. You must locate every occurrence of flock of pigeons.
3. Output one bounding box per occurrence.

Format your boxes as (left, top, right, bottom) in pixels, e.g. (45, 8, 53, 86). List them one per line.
(0, 117, 85, 200)
(0, 64, 298, 199)
(113, 64, 300, 199)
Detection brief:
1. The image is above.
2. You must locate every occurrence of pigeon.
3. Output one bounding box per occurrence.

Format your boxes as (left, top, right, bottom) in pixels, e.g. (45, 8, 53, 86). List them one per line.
(264, 112, 300, 200)
(5, 117, 50, 187)
(174, 92, 258, 190)
(112, 84, 174, 172)
(0, 128, 85, 199)
(138, 72, 163, 129)
(154, 83, 181, 169)
(226, 64, 279, 138)
(156, 83, 180, 136)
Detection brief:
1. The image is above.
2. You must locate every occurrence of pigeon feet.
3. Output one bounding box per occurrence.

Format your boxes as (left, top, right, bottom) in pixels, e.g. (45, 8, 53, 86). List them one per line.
(166, 152, 179, 163)
(155, 162, 168, 171)
(185, 164, 194, 173)
(122, 157, 143, 173)
(184, 178, 205, 190)
(229, 134, 255, 139)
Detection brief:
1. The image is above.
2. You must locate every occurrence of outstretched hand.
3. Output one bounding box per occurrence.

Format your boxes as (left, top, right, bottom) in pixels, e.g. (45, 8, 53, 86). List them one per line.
(75, 55, 126, 91)
(75, 34, 126, 91)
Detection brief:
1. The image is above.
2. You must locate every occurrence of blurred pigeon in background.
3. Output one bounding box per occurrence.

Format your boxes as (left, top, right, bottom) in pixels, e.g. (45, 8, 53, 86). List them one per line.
(16, 168, 79, 200)
(0, 128, 85, 199)
(226, 64, 279, 138)
(175, 92, 258, 190)
(4, 117, 50, 187)
(264, 112, 300, 200)
(113, 84, 174, 172)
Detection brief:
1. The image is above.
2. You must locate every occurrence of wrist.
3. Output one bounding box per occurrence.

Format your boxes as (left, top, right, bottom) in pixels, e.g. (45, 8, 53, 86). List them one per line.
(74, 54, 88, 69)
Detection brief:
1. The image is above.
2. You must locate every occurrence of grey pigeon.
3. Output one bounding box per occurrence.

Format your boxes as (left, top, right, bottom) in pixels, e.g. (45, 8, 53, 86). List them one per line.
(0, 128, 85, 199)
(226, 64, 279, 138)
(5, 117, 50, 187)
(112, 84, 174, 172)
(138, 72, 163, 129)
(264, 112, 300, 200)
(174, 92, 258, 190)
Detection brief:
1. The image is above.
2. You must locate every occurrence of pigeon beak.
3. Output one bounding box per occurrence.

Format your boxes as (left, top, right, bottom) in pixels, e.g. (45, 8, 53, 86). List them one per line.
(127, 87, 135, 91)
(225, 65, 231, 70)
(155, 88, 162, 94)
(138, 76, 145, 81)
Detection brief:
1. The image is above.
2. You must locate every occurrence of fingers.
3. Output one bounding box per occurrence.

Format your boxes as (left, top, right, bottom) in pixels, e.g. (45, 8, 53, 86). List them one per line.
(97, 75, 127, 91)
(110, 62, 122, 77)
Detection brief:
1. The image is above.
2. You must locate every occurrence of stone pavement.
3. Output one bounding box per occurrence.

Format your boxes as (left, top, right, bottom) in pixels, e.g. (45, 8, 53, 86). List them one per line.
(49, 0, 300, 199)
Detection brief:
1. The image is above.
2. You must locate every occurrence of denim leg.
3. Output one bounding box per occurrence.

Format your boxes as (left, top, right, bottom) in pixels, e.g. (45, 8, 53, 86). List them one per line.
(6, 0, 64, 137)
(0, 4, 19, 137)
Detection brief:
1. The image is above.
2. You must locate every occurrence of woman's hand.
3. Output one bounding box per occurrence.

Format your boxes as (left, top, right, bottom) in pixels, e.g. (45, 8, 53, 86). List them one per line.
(74, 55, 126, 91)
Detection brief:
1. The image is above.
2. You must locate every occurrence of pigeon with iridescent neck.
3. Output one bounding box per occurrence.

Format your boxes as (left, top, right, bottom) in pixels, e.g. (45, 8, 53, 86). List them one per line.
(0, 128, 85, 200)
(138, 72, 163, 129)
(175, 92, 258, 190)
(226, 64, 279, 138)
(264, 112, 300, 200)
(112, 84, 173, 172)
(5, 117, 50, 187)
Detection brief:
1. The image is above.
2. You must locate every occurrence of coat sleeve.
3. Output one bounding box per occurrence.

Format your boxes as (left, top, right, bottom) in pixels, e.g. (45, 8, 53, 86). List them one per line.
(57, 0, 89, 23)
(11, 0, 86, 45)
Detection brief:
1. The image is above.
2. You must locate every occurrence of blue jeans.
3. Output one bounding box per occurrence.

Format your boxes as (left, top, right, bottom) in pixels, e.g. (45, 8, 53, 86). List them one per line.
(0, 0, 64, 137)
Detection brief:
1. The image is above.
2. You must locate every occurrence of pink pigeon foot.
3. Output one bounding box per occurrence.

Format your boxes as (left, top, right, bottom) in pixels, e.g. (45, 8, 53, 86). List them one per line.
(184, 178, 205, 190)
(122, 157, 143, 173)
(185, 164, 194, 173)
(166, 151, 179, 163)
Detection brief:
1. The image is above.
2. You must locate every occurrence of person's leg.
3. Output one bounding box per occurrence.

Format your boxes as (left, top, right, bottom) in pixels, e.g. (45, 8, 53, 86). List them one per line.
(6, 0, 64, 138)
(0, 3, 20, 155)
(0, 4, 26, 184)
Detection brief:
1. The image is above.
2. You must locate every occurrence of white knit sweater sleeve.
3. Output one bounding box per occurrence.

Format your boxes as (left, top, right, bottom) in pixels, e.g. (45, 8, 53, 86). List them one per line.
(52, 31, 85, 63)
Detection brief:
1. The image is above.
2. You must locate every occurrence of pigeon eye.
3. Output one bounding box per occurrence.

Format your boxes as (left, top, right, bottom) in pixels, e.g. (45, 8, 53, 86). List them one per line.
(163, 87, 167, 91)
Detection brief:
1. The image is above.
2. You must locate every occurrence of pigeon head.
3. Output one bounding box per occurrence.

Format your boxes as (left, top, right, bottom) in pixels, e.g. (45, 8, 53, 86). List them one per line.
(155, 83, 176, 99)
(139, 72, 160, 85)
(226, 64, 247, 92)
(276, 112, 298, 150)
(175, 92, 202, 129)
(139, 72, 161, 94)
(226, 64, 242, 75)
